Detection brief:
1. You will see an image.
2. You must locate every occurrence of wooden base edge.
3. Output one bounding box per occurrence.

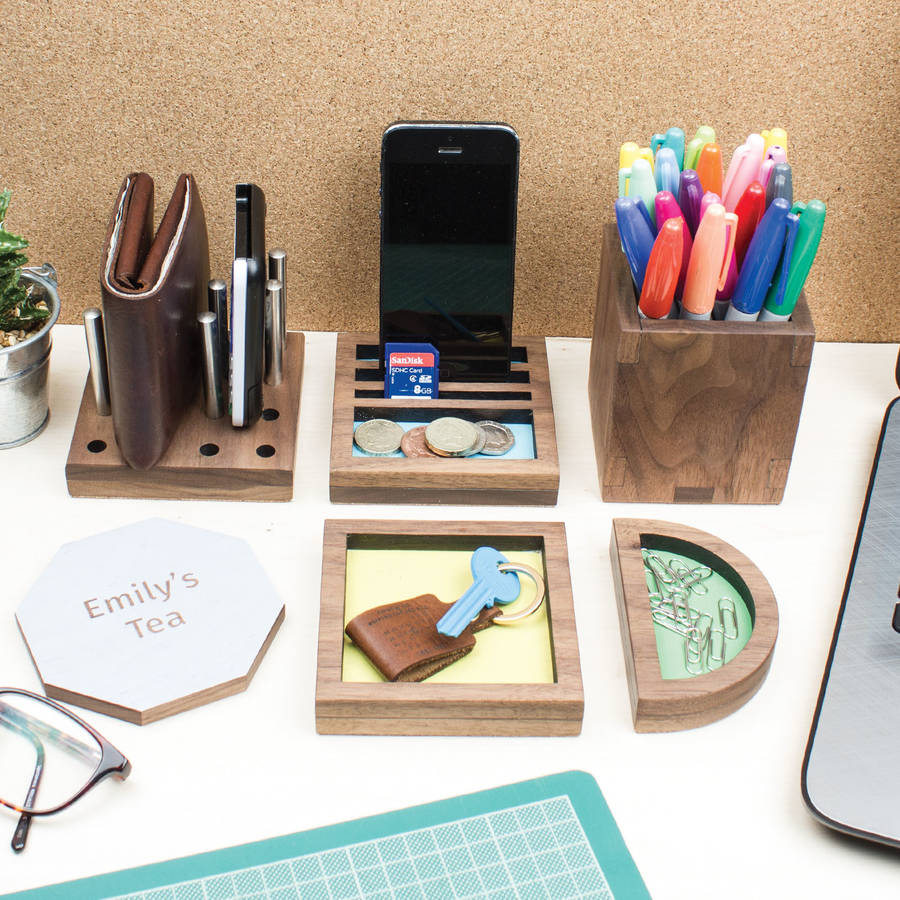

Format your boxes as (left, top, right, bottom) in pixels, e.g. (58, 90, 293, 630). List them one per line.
(315, 715, 583, 737)
(329, 485, 559, 506)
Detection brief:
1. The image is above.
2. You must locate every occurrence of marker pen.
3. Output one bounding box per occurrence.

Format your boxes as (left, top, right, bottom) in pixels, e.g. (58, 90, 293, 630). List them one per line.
(723, 140, 765, 212)
(651, 127, 686, 170)
(678, 170, 703, 236)
(726, 197, 793, 321)
(615, 197, 656, 292)
(620, 158, 658, 223)
(655, 191, 692, 296)
(759, 146, 787, 188)
(654, 147, 681, 196)
(766, 162, 793, 208)
(681, 203, 737, 320)
(639, 218, 684, 319)
(696, 143, 724, 196)
(684, 125, 716, 170)
(760, 200, 826, 321)
(762, 127, 789, 157)
(733, 181, 767, 268)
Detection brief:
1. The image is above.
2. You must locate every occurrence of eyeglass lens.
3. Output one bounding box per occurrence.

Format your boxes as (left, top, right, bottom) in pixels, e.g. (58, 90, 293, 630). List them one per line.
(0, 692, 102, 814)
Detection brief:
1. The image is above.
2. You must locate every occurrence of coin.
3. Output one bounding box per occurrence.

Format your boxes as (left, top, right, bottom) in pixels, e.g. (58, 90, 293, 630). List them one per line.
(462, 426, 487, 457)
(475, 420, 515, 456)
(400, 426, 439, 458)
(353, 419, 404, 455)
(424, 417, 481, 457)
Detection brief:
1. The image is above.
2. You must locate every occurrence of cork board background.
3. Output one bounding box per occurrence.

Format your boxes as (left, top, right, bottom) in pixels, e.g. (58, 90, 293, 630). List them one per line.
(4, 1, 898, 341)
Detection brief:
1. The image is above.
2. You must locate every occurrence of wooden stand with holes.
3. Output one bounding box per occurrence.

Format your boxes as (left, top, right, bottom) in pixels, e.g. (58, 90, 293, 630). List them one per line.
(315, 519, 583, 736)
(329, 333, 560, 505)
(589, 223, 815, 503)
(65, 331, 304, 502)
(609, 518, 779, 732)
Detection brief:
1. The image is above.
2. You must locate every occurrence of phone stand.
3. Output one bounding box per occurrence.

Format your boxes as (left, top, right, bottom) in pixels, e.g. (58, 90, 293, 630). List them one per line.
(329, 333, 560, 505)
(65, 331, 304, 501)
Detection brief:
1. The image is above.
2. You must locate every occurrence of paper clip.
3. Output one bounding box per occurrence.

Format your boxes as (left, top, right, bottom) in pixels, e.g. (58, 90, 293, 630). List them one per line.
(719, 597, 739, 640)
(652, 607, 699, 636)
(685, 626, 705, 674)
(668, 559, 712, 594)
(695, 613, 713, 649)
(708, 627, 726, 668)
(643, 552, 677, 585)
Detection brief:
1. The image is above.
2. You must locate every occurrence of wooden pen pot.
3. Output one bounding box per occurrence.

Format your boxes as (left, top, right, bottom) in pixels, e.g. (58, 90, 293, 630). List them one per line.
(588, 223, 815, 504)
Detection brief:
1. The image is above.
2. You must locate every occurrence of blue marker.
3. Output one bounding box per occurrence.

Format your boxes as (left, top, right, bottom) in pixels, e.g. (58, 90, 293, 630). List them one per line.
(615, 197, 656, 292)
(651, 127, 686, 170)
(726, 198, 793, 321)
(654, 147, 681, 197)
(633, 196, 657, 238)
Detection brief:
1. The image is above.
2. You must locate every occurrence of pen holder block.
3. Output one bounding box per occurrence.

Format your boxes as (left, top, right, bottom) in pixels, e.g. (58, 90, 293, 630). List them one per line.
(588, 223, 815, 504)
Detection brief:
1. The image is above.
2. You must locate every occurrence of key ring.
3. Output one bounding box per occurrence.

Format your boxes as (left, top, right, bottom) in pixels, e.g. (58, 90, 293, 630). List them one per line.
(492, 563, 546, 625)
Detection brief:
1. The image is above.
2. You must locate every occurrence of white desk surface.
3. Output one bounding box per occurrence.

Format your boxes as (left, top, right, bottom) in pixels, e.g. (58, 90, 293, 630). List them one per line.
(2, 326, 898, 897)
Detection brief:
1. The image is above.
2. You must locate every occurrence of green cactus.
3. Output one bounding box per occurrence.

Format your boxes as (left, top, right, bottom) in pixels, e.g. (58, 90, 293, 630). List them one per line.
(0, 190, 48, 333)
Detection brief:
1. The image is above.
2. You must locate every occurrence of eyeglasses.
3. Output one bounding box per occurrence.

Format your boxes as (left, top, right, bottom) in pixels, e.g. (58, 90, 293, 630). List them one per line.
(0, 688, 131, 852)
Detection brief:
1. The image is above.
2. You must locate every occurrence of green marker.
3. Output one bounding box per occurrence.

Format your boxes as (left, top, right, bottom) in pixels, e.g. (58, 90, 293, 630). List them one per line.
(759, 199, 826, 322)
(684, 125, 716, 170)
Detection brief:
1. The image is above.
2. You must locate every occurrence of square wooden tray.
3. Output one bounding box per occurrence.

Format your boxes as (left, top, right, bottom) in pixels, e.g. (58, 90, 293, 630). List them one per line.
(315, 519, 583, 736)
(65, 331, 304, 502)
(329, 333, 560, 505)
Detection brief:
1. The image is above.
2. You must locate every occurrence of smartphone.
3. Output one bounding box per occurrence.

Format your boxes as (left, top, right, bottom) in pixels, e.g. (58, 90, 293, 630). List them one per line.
(379, 122, 520, 378)
(230, 183, 266, 427)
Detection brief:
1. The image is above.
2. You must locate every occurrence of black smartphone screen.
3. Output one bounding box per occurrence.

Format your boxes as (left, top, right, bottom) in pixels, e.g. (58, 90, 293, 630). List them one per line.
(380, 124, 519, 378)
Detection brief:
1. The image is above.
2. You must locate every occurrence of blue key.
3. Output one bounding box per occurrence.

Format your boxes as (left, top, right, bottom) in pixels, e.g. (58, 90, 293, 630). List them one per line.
(436, 547, 521, 638)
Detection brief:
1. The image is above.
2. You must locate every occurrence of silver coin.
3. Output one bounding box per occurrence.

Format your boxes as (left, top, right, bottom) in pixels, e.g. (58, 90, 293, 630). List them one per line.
(353, 419, 404, 455)
(475, 420, 515, 456)
(424, 417, 481, 457)
(462, 426, 487, 457)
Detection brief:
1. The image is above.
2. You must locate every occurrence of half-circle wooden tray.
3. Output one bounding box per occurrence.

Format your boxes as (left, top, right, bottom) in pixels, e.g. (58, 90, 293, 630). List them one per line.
(610, 518, 778, 732)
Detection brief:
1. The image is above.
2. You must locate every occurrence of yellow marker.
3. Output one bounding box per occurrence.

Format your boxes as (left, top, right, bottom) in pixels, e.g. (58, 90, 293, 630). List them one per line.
(762, 127, 788, 159)
(619, 141, 654, 173)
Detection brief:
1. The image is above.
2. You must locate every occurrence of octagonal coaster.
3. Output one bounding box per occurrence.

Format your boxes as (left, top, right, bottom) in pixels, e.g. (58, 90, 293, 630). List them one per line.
(16, 518, 284, 725)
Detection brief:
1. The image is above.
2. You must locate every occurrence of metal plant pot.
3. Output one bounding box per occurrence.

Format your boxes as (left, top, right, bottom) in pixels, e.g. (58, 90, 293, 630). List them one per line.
(0, 264, 61, 448)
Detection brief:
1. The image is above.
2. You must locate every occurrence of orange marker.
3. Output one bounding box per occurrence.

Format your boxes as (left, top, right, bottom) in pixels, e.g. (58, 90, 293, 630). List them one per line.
(681, 203, 737, 320)
(639, 219, 684, 319)
(696, 143, 724, 197)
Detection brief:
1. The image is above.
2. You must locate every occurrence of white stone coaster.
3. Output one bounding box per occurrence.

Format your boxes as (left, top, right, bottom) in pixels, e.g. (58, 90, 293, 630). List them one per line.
(16, 518, 285, 724)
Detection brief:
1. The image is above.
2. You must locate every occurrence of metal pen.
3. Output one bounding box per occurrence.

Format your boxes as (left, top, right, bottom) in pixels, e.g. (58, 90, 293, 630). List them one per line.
(82, 308, 111, 416)
(198, 311, 225, 418)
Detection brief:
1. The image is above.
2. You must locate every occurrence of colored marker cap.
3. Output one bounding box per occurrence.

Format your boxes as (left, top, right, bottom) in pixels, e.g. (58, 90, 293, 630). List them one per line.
(615, 197, 657, 292)
(654, 147, 681, 196)
(696, 143, 723, 196)
(678, 169, 703, 236)
(639, 218, 684, 319)
(730, 197, 791, 316)
(684, 125, 716, 170)
(766, 162, 793, 208)
(733, 181, 766, 268)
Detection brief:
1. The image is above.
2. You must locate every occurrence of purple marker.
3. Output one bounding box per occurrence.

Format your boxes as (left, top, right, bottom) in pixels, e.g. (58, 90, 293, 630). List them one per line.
(679, 170, 703, 236)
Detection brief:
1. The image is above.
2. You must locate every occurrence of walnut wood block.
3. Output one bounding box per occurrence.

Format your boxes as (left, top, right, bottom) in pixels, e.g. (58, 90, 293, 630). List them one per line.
(589, 224, 815, 504)
(329, 333, 559, 506)
(609, 518, 778, 732)
(65, 332, 304, 502)
(315, 519, 583, 736)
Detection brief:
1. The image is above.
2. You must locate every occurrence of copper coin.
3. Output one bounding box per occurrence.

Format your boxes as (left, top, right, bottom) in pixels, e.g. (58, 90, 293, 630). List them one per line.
(400, 426, 439, 458)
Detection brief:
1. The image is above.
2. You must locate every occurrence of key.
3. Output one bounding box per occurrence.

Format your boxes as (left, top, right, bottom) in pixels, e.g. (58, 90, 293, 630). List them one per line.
(436, 546, 521, 638)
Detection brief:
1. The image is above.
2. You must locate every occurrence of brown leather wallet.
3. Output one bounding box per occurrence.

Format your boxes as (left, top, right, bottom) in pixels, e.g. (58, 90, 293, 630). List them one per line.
(345, 593, 501, 682)
(100, 173, 209, 469)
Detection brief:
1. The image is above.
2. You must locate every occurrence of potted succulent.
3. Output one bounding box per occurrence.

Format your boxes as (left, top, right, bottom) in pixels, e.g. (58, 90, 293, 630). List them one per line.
(0, 190, 60, 448)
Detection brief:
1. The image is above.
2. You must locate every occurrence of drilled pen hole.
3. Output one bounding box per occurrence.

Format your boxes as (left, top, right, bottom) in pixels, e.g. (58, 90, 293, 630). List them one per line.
(256, 444, 275, 458)
(262, 408, 280, 421)
(199, 443, 220, 457)
(87, 439, 106, 453)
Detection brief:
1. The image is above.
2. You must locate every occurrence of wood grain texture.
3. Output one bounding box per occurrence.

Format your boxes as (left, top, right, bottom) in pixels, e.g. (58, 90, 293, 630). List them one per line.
(4, 2, 895, 343)
(315, 519, 583, 736)
(329, 333, 559, 505)
(609, 519, 778, 733)
(589, 225, 815, 504)
(65, 332, 304, 501)
(36, 608, 285, 726)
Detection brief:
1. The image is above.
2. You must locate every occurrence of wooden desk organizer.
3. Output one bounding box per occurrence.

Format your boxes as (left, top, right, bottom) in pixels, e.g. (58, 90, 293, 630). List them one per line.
(65, 331, 304, 502)
(315, 519, 583, 736)
(329, 333, 560, 505)
(589, 224, 815, 504)
(610, 518, 778, 732)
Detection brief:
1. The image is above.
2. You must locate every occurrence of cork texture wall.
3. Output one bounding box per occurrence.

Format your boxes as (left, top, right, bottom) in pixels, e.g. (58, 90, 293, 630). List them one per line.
(4, 1, 898, 341)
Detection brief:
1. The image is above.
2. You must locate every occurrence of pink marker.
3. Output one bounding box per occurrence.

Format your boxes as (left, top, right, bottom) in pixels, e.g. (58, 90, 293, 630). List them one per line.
(723, 139, 765, 212)
(759, 145, 787, 187)
(655, 191, 692, 297)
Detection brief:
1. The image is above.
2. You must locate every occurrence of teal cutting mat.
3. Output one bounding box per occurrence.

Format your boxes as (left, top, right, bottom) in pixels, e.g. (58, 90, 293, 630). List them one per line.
(6, 771, 649, 900)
